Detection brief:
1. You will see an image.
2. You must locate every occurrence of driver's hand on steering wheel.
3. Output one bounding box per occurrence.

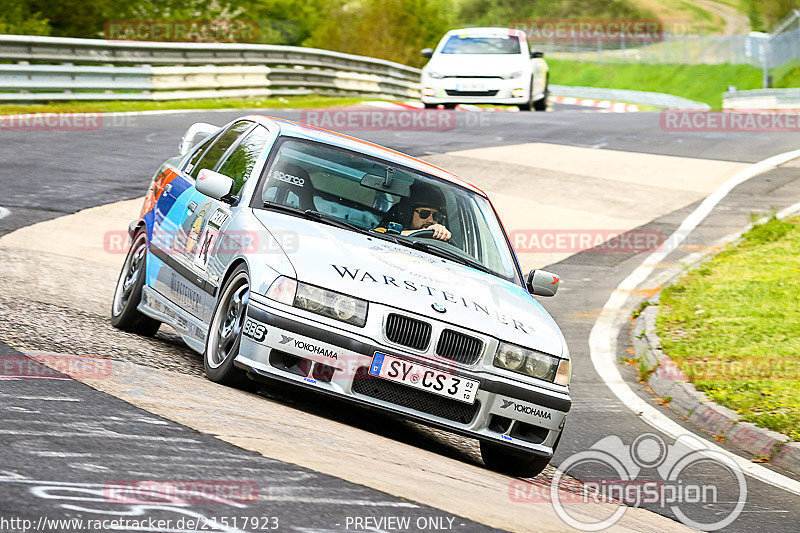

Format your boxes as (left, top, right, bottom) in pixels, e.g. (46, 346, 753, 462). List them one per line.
(401, 224, 451, 241)
(426, 224, 451, 241)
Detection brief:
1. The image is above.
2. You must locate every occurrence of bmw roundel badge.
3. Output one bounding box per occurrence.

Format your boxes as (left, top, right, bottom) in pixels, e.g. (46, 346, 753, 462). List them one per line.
(431, 303, 447, 313)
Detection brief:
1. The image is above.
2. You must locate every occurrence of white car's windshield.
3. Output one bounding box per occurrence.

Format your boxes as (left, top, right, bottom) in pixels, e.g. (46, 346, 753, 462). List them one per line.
(440, 35, 521, 55)
(255, 137, 520, 282)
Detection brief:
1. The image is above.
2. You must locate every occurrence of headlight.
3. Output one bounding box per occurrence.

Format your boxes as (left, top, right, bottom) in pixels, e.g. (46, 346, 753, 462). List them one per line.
(266, 277, 367, 326)
(494, 342, 568, 384)
(502, 71, 523, 79)
(426, 71, 446, 79)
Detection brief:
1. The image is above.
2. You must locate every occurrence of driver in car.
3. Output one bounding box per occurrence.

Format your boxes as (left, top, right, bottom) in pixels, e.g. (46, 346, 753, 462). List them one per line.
(376, 181, 451, 241)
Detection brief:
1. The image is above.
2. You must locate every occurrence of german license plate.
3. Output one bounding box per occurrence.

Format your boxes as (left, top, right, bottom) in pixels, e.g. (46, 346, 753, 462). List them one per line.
(369, 352, 478, 404)
(456, 83, 485, 92)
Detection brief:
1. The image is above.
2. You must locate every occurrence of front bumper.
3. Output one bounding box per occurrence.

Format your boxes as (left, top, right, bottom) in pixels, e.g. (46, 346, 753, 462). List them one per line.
(236, 298, 570, 457)
(421, 77, 529, 105)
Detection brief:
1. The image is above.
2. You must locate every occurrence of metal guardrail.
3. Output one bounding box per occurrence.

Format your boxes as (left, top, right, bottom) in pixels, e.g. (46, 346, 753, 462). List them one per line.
(0, 34, 422, 101)
(550, 85, 710, 110)
(723, 88, 800, 109)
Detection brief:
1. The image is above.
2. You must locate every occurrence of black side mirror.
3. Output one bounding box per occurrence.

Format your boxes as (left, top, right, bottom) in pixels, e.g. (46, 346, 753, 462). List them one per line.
(530, 50, 544, 58)
(421, 48, 434, 58)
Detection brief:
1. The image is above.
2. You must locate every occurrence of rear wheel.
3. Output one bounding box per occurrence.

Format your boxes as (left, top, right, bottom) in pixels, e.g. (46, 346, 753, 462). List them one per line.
(204, 264, 251, 387)
(424, 103, 438, 109)
(110, 228, 160, 336)
(442, 103, 457, 110)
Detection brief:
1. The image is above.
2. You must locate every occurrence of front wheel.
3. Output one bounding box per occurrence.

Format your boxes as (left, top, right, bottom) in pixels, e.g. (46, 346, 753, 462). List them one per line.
(480, 440, 552, 478)
(423, 103, 438, 109)
(204, 264, 251, 387)
(534, 77, 550, 111)
(110, 228, 160, 336)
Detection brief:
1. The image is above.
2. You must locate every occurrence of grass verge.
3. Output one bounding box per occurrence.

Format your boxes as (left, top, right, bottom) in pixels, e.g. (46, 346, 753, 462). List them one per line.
(549, 59, 764, 108)
(0, 95, 371, 115)
(657, 216, 800, 441)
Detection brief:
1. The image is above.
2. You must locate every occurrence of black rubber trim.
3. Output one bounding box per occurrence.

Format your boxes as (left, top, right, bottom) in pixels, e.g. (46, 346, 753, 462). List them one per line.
(246, 303, 571, 412)
(149, 243, 218, 296)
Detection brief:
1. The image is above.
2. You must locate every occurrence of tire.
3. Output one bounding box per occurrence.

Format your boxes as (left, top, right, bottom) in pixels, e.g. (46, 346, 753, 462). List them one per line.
(518, 77, 534, 111)
(534, 76, 550, 112)
(204, 264, 251, 387)
(423, 103, 438, 109)
(442, 103, 457, 110)
(480, 433, 560, 478)
(111, 228, 160, 336)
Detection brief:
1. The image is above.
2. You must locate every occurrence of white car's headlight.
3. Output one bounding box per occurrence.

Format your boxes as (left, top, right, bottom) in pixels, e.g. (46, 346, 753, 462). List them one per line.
(494, 342, 569, 385)
(502, 71, 523, 79)
(266, 276, 368, 327)
(426, 71, 446, 79)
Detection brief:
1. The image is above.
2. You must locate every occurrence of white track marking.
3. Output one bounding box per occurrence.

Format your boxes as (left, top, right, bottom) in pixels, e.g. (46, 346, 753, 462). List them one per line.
(590, 148, 800, 496)
(0, 206, 9, 220)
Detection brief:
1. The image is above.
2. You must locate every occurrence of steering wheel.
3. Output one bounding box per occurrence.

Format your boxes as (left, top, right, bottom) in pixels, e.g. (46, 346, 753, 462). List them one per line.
(408, 229, 436, 239)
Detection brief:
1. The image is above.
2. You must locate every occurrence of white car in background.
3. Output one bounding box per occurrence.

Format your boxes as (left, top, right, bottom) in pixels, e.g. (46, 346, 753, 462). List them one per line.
(420, 27, 549, 111)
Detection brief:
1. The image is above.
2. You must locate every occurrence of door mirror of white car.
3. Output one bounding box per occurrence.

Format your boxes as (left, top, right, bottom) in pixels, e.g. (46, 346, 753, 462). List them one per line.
(421, 48, 434, 58)
(196, 169, 234, 202)
(530, 50, 544, 59)
(179, 122, 219, 156)
(527, 269, 560, 297)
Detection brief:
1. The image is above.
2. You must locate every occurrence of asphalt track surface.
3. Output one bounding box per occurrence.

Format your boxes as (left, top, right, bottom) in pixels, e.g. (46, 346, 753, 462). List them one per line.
(2, 105, 800, 532)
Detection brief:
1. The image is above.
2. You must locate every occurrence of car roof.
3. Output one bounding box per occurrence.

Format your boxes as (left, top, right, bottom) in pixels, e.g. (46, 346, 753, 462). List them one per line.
(244, 114, 486, 195)
(444, 27, 526, 38)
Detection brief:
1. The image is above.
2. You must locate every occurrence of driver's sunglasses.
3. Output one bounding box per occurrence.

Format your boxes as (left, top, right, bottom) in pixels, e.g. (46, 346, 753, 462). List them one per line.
(414, 208, 444, 223)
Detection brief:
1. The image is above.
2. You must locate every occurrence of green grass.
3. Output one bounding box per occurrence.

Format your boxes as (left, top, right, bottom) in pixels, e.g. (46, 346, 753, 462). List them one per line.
(0, 95, 371, 115)
(549, 59, 766, 108)
(657, 216, 800, 441)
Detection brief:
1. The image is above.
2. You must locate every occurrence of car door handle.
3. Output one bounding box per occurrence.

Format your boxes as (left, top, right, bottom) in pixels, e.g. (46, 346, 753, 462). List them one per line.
(163, 183, 172, 194)
(187, 202, 197, 213)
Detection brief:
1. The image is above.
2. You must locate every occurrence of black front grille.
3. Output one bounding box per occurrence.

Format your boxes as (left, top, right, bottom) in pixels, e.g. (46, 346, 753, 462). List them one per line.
(445, 90, 498, 97)
(384, 314, 431, 351)
(352, 367, 479, 424)
(436, 330, 483, 365)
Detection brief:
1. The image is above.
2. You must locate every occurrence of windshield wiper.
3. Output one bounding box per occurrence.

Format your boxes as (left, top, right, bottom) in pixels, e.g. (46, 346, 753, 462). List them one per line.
(262, 201, 374, 236)
(403, 239, 494, 275)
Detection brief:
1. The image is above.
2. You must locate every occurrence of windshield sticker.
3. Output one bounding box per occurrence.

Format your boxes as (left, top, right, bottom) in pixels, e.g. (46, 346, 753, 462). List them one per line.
(330, 264, 534, 334)
(272, 170, 304, 186)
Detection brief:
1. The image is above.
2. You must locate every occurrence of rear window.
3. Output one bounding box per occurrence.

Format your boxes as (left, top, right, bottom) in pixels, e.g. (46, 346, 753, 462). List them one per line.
(441, 35, 521, 55)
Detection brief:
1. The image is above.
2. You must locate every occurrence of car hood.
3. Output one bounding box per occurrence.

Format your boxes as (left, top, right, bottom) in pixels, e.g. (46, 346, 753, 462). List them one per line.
(425, 54, 528, 77)
(254, 210, 565, 356)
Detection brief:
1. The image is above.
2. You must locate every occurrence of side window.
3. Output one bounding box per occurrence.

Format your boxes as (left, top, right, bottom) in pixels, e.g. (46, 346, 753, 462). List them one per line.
(189, 121, 253, 180)
(215, 126, 272, 197)
(184, 130, 221, 174)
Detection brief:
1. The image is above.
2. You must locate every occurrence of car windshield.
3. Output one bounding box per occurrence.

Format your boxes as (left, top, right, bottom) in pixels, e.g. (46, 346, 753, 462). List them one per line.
(255, 137, 520, 282)
(440, 35, 521, 54)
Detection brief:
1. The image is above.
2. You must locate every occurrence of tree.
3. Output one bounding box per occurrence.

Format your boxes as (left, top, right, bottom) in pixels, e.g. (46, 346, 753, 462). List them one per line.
(0, 0, 50, 35)
(306, 0, 455, 66)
